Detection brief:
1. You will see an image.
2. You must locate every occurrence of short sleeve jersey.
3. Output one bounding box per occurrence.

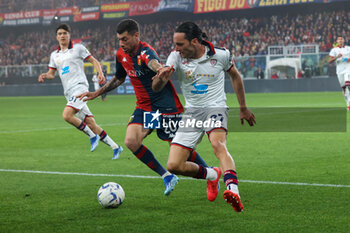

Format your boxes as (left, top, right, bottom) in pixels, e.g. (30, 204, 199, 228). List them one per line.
(166, 41, 233, 108)
(49, 42, 91, 96)
(115, 41, 183, 114)
(329, 46, 350, 75)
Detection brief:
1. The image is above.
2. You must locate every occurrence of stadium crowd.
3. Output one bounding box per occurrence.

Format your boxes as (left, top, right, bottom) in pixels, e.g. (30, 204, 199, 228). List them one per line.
(0, 8, 349, 78)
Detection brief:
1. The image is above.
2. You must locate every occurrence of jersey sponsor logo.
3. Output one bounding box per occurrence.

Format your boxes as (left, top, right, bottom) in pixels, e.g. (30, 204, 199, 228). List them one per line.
(196, 74, 215, 78)
(61, 66, 70, 75)
(191, 82, 208, 94)
(127, 69, 151, 78)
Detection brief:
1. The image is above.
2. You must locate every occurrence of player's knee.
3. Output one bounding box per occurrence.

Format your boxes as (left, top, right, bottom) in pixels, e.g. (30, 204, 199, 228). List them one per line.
(62, 112, 72, 123)
(85, 121, 96, 131)
(211, 139, 227, 155)
(167, 161, 181, 174)
(124, 137, 141, 152)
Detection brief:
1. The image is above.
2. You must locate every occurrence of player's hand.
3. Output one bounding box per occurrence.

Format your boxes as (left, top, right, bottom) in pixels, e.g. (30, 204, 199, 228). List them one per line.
(38, 73, 47, 83)
(240, 108, 256, 126)
(152, 65, 174, 81)
(76, 91, 98, 101)
(338, 53, 343, 58)
(98, 73, 106, 85)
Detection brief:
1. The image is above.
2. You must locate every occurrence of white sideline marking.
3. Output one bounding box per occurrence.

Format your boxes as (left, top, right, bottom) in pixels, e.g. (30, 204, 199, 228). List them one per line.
(0, 123, 126, 134)
(0, 169, 349, 188)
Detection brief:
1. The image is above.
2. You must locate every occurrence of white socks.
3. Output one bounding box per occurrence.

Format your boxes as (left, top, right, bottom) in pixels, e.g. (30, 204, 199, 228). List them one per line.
(77, 122, 96, 139)
(206, 167, 218, 181)
(101, 135, 119, 149)
(227, 183, 239, 195)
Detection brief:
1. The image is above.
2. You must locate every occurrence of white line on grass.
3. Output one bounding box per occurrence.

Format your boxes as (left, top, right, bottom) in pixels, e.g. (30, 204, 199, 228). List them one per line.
(0, 169, 349, 188)
(0, 123, 127, 134)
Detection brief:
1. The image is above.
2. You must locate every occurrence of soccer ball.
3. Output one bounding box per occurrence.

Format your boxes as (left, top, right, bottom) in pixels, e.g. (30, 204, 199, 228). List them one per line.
(97, 182, 125, 208)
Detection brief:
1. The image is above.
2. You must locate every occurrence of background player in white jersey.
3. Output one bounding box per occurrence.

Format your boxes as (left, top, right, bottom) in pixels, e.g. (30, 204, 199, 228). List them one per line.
(328, 36, 350, 111)
(38, 24, 122, 159)
(92, 66, 108, 101)
(153, 22, 255, 212)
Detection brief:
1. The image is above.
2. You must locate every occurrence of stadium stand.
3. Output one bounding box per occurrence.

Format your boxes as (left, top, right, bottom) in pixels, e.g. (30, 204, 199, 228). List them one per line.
(0, 1, 348, 81)
(1, 9, 349, 63)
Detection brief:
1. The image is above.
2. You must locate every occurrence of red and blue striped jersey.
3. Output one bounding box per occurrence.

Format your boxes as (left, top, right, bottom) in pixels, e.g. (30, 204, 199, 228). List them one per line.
(115, 41, 183, 114)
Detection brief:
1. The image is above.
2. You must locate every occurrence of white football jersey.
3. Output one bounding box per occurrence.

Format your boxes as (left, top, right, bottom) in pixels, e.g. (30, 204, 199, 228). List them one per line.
(166, 42, 232, 108)
(49, 43, 91, 97)
(329, 46, 350, 75)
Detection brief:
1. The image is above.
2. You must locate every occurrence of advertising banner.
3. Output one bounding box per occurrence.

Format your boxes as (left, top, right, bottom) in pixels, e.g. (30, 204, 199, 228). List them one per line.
(129, 0, 161, 16)
(102, 11, 129, 19)
(100, 2, 130, 19)
(57, 7, 79, 16)
(74, 12, 99, 22)
(42, 9, 57, 25)
(81, 6, 100, 13)
(3, 10, 42, 20)
(252, 0, 348, 8)
(158, 0, 194, 12)
(2, 10, 42, 25)
(58, 15, 72, 23)
(194, 0, 251, 14)
(100, 2, 130, 12)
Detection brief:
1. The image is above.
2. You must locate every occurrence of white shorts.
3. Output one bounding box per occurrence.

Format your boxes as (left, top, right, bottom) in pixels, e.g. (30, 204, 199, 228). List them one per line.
(337, 72, 350, 87)
(171, 108, 228, 150)
(93, 82, 100, 92)
(65, 88, 93, 121)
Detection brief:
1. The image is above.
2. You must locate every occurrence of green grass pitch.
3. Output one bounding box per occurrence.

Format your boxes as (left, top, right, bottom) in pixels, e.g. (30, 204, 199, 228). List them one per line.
(0, 92, 349, 233)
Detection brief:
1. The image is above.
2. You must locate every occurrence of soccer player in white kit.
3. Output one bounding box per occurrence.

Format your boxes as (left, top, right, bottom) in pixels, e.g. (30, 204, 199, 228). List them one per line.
(329, 36, 350, 111)
(153, 22, 255, 212)
(38, 24, 123, 159)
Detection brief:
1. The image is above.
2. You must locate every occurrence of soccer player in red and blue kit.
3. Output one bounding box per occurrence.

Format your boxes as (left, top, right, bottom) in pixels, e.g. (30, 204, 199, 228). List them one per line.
(78, 19, 209, 195)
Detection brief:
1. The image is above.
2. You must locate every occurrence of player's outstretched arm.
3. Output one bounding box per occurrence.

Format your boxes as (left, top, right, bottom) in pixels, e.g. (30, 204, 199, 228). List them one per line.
(152, 65, 174, 92)
(77, 75, 126, 101)
(38, 69, 56, 83)
(227, 65, 256, 126)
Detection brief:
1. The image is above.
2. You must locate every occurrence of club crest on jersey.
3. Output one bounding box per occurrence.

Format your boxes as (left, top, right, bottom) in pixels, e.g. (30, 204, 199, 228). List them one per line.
(185, 70, 194, 79)
(128, 115, 135, 124)
(210, 59, 217, 66)
(137, 55, 141, 66)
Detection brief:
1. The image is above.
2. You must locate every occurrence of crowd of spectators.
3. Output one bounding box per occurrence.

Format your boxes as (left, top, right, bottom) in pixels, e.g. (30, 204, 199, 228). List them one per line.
(0, 8, 349, 78)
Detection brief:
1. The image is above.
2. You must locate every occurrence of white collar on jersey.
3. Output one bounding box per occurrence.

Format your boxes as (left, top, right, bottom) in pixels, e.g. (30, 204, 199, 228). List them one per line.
(57, 41, 73, 52)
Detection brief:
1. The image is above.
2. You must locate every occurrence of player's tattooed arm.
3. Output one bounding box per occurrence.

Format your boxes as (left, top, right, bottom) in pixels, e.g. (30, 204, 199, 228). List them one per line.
(147, 59, 163, 73)
(150, 59, 174, 92)
(77, 76, 126, 101)
(99, 76, 126, 94)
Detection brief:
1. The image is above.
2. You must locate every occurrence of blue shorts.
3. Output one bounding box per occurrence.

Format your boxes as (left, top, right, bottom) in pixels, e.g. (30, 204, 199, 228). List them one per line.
(128, 108, 182, 141)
